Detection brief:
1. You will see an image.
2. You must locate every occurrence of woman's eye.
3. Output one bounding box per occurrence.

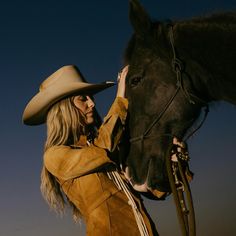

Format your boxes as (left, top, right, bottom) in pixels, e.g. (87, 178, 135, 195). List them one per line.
(78, 95, 87, 101)
(130, 77, 143, 87)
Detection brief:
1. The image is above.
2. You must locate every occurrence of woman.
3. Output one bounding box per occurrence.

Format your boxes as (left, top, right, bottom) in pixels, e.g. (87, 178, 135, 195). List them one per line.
(22, 65, 159, 236)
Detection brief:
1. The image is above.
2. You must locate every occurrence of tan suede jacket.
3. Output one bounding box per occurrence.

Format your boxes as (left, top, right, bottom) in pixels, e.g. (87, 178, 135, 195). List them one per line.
(44, 97, 158, 236)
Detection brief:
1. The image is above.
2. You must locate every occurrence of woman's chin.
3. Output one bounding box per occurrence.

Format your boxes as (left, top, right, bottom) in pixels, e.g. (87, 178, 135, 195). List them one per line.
(86, 117, 94, 125)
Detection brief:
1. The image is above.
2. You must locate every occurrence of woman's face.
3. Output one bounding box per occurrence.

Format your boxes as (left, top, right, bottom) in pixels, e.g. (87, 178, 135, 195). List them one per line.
(73, 95, 95, 124)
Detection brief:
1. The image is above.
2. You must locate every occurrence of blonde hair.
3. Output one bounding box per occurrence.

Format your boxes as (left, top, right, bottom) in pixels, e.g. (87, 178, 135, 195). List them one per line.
(41, 96, 100, 222)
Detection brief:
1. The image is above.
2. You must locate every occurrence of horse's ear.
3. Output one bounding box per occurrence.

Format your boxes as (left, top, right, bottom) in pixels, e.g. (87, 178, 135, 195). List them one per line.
(129, 0, 152, 36)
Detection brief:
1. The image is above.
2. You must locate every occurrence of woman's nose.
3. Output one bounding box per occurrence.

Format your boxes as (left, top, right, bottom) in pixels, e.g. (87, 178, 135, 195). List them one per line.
(86, 96, 95, 108)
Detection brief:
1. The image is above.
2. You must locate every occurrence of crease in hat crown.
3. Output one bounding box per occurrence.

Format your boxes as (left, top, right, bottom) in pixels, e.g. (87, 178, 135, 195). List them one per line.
(39, 65, 86, 91)
(23, 65, 115, 126)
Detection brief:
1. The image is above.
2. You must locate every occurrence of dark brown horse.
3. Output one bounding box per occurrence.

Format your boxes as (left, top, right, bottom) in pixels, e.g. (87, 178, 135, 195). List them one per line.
(123, 0, 236, 195)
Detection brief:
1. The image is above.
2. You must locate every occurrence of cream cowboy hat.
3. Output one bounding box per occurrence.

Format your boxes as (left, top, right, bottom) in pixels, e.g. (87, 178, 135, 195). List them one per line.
(23, 65, 115, 125)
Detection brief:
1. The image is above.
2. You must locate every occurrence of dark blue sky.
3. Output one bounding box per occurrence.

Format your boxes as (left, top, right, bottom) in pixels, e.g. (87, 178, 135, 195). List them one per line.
(0, 1, 236, 235)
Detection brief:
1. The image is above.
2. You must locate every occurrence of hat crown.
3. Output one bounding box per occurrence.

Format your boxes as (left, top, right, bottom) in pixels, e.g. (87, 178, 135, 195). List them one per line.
(39, 65, 86, 92)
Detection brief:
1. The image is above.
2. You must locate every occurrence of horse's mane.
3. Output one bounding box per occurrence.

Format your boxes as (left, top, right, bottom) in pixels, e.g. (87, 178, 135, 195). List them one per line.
(125, 11, 236, 64)
(178, 11, 236, 25)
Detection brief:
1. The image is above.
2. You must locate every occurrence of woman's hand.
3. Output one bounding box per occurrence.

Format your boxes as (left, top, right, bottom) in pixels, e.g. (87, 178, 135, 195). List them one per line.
(171, 137, 189, 162)
(116, 65, 129, 98)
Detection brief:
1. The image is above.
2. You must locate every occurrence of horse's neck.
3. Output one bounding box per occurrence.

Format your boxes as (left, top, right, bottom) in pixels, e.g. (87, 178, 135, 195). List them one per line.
(175, 19, 236, 105)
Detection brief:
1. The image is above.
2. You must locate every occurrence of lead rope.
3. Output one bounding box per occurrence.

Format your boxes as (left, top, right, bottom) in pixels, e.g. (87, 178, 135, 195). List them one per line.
(166, 144, 196, 236)
(107, 171, 150, 236)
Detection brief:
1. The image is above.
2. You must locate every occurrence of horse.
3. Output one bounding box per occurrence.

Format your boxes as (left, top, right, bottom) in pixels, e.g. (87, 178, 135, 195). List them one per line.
(123, 0, 236, 196)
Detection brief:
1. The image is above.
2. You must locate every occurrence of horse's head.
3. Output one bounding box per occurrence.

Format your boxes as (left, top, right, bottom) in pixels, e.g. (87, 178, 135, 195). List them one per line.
(124, 0, 206, 192)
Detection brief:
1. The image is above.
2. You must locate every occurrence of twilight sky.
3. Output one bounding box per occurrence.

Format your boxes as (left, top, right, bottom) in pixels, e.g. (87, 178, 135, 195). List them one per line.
(0, 1, 236, 236)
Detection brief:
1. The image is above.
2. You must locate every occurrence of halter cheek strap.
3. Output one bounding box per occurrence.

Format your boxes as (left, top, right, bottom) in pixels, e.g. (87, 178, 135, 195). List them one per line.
(169, 24, 209, 141)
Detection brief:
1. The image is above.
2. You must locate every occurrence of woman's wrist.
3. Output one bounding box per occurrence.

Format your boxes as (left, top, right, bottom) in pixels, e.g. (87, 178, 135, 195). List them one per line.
(116, 89, 125, 98)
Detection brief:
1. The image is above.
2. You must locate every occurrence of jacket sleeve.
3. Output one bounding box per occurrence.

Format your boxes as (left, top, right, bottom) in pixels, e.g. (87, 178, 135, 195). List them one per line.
(44, 145, 113, 180)
(44, 97, 128, 180)
(94, 97, 128, 152)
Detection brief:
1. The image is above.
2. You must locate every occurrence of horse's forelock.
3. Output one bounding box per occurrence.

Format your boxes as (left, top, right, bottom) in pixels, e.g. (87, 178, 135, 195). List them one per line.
(124, 34, 136, 64)
(124, 22, 173, 65)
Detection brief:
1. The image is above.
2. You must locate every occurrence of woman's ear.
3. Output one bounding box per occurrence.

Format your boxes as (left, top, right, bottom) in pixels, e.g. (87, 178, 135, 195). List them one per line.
(73, 96, 80, 109)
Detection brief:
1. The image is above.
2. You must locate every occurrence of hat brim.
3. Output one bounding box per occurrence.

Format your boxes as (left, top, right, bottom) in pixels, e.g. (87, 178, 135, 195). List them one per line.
(23, 81, 115, 125)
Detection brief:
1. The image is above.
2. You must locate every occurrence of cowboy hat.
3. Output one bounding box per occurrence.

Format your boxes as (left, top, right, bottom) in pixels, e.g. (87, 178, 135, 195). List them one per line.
(23, 65, 115, 125)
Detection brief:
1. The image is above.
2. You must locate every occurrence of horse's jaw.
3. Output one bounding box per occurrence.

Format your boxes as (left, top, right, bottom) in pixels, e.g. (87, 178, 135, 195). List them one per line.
(124, 166, 169, 199)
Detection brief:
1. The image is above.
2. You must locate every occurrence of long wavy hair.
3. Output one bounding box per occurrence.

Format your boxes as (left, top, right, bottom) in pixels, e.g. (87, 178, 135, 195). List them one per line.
(41, 95, 101, 222)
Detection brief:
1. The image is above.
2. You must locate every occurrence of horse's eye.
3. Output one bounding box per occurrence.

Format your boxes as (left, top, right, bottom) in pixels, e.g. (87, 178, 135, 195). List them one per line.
(130, 77, 143, 87)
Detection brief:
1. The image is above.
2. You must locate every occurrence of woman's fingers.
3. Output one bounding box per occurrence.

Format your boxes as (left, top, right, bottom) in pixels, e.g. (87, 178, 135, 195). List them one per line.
(118, 65, 129, 82)
(173, 137, 186, 149)
(116, 65, 129, 98)
(172, 137, 189, 161)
